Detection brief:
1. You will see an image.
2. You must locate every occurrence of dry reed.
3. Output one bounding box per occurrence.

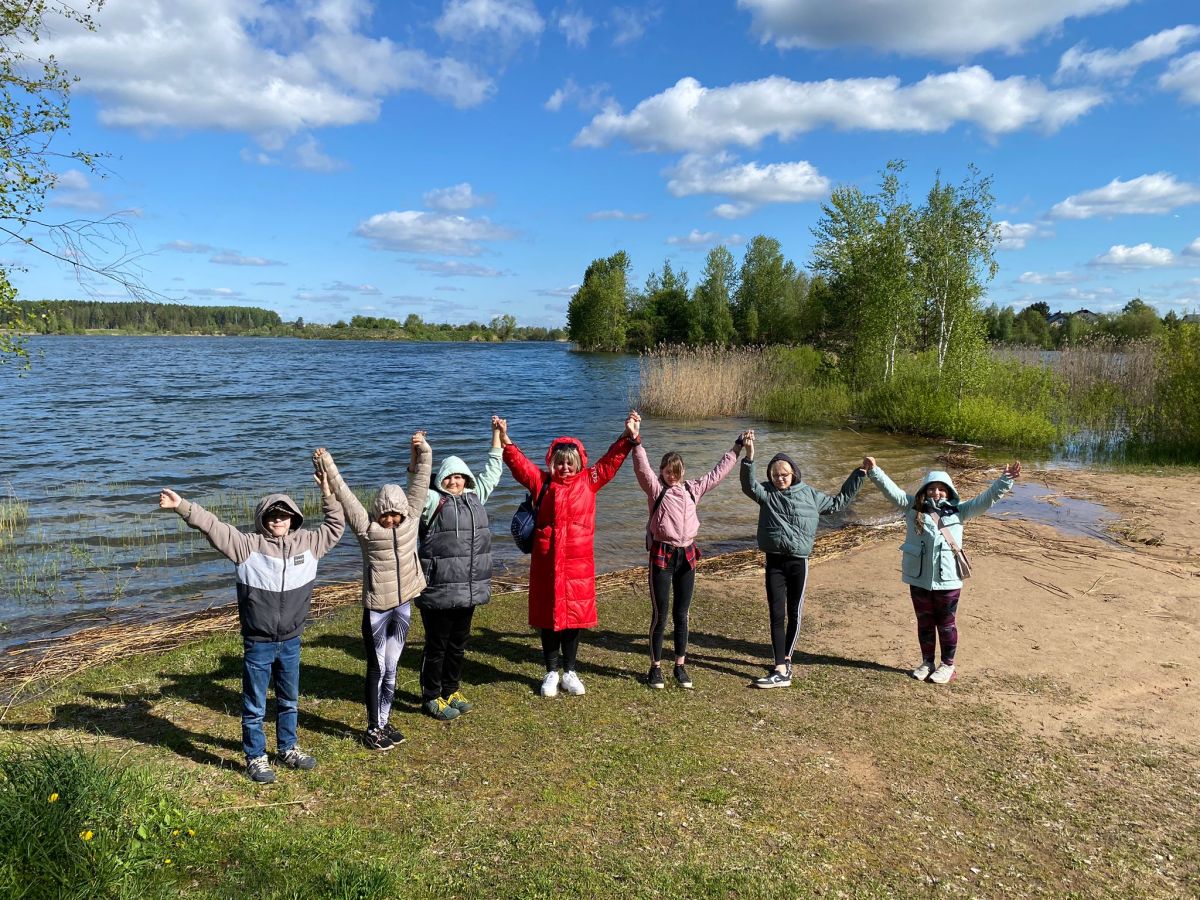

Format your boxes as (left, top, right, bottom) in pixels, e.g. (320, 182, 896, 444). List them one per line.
(637, 345, 771, 418)
(992, 340, 1157, 408)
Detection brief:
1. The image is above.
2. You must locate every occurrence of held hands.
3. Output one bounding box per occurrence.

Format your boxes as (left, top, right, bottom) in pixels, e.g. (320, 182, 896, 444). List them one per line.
(492, 415, 512, 446)
(158, 488, 182, 510)
(741, 429, 755, 458)
(861, 456, 876, 472)
(623, 409, 641, 441)
(1003, 460, 1022, 479)
(411, 430, 429, 451)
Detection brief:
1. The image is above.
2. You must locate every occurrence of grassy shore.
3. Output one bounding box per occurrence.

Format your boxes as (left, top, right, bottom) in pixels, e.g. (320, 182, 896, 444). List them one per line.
(1, 538, 1196, 899)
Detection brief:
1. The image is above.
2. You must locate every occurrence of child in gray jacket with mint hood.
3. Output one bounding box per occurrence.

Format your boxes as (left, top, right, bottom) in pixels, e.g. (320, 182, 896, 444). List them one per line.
(740, 429, 866, 688)
(159, 459, 344, 784)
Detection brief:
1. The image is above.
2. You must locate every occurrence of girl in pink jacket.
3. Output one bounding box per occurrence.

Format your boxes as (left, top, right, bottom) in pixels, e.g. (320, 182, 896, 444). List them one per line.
(630, 411, 746, 690)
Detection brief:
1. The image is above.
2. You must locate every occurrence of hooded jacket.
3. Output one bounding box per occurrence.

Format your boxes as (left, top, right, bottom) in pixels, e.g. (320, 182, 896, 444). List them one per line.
(740, 454, 864, 558)
(502, 434, 636, 631)
(416, 449, 503, 611)
(322, 445, 432, 611)
(175, 492, 345, 641)
(868, 466, 1013, 590)
(632, 443, 738, 547)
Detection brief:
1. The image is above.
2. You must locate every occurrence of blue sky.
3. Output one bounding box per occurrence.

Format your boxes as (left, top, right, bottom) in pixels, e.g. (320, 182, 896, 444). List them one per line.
(8, 0, 1200, 326)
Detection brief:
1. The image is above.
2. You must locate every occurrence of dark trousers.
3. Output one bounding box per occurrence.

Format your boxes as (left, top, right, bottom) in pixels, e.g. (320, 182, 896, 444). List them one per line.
(765, 554, 808, 666)
(419, 607, 475, 703)
(648, 548, 696, 663)
(241, 636, 300, 760)
(540, 627, 581, 672)
(909, 586, 961, 664)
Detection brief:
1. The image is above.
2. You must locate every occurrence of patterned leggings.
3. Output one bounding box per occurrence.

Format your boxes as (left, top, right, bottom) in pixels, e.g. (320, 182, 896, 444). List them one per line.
(909, 586, 961, 665)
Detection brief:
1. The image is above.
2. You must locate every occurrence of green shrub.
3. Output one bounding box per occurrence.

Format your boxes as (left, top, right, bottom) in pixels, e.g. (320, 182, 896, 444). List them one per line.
(1130, 324, 1200, 461)
(0, 743, 192, 899)
(753, 382, 853, 426)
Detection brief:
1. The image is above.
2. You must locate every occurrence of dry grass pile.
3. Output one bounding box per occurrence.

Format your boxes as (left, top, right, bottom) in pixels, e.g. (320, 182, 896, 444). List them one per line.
(637, 345, 770, 418)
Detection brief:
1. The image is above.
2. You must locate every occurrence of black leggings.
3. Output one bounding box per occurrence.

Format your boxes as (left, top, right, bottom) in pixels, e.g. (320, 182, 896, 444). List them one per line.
(540, 628, 581, 672)
(648, 548, 696, 663)
(419, 607, 475, 703)
(765, 554, 808, 666)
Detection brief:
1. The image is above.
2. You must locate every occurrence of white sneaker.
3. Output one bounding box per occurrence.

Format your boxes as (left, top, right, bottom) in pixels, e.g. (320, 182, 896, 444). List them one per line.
(929, 663, 956, 684)
(561, 670, 586, 695)
(540, 670, 559, 697)
(911, 660, 934, 681)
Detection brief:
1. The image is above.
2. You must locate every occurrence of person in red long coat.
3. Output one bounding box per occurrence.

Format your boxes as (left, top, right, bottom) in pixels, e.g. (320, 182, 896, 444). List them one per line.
(497, 412, 640, 698)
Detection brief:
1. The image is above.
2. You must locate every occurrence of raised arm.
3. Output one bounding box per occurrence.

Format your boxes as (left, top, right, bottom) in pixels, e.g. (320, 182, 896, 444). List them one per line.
(865, 460, 914, 511)
(631, 443, 661, 500)
(957, 461, 1020, 521)
(473, 418, 505, 505)
(690, 431, 743, 499)
(590, 410, 640, 491)
(739, 429, 767, 504)
(815, 465, 866, 514)
(314, 448, 370, 536)
(498, 418, 546, 494)
(159, 488, 255, 564)
(307, 466, 345, 559)
(405, 431, 432, 515)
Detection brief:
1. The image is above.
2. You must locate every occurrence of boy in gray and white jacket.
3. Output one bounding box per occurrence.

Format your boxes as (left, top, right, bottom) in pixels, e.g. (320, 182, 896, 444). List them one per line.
(159, 459, 344, 784)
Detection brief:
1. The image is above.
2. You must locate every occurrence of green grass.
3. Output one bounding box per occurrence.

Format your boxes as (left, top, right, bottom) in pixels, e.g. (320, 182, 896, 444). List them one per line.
(1, 576, 1197, 898)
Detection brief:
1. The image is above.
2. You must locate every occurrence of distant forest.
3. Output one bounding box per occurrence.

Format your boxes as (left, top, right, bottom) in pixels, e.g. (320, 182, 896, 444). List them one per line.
(7, 301, 566, 342)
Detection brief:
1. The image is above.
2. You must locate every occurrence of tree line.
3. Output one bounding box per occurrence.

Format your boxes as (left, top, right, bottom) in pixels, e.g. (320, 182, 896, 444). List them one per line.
(6, 301, 565, 342)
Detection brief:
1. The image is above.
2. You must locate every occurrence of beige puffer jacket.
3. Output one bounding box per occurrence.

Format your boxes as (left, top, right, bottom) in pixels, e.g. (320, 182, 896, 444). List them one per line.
(322, 445, 432, 611)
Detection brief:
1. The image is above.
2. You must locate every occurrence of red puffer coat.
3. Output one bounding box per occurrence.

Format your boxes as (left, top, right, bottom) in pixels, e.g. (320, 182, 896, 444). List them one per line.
(503, 434, 636, 630)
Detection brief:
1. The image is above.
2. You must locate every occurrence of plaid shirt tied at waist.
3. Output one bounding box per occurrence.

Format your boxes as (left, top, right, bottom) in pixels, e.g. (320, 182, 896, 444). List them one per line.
(649, 540, 701, 571)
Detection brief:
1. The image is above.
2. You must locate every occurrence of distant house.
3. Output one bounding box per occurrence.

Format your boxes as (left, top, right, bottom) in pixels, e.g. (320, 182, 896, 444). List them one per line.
(1048, 309, 1101, 326)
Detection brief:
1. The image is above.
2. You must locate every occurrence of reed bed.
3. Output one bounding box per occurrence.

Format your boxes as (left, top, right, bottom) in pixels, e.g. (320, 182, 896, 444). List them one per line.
(992, 340, 1157, 409)
(0, 496, 29, 535)
(637, 345, 771, 417)
(0, 525, 895, 710)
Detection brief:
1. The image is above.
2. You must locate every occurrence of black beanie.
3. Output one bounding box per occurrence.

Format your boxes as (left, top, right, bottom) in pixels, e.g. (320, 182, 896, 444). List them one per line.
(766, 452, 801, 483)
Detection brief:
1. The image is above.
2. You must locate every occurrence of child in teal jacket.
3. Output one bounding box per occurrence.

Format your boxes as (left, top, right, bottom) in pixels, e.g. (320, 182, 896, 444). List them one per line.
(863, 457, 1020, 684)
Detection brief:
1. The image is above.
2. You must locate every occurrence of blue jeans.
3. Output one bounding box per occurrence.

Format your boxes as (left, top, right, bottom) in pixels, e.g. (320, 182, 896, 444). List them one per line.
(242, 636, 300, 760)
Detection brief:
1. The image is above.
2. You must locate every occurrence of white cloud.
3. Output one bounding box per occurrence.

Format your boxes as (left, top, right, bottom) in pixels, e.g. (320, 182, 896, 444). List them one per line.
(544, 78, 610, 112)
(293, 135, 348, 172)
(556, 7, 594, 47)
(423, 183, 490, 211)
(1161, 51, 1200, 103)
(611, 7, 659, 46)
(188, 287, 244, 297)
(1057, 25, 1200, 82)
(585, 209, 648, 221)
(666, 153, 829, 212)
(415, 260, 508, 277)
(41, 0, 493, 141)
(1184, 237, 1200, 257)
(575, 70, 1102, 152)
(50, 170, 108, 212)
(435, 0, 544, 46)
(354, 211, 517, 256)
(737, 0, 1131, 58)
(537, 285, 580, 297)
(1090, 243, 1175, 267)
(713, 202, 755, 220)
(210, 250, 285, 266)
(666, 230, 745, 249)
(996, 220, 1052, 250)
(1016, 271, 1079, 285)
(295, 290, 351, 303)
(325, 281, 381, 294)
(1050, 173, 1200, 219)
(163, 240, 215, 254)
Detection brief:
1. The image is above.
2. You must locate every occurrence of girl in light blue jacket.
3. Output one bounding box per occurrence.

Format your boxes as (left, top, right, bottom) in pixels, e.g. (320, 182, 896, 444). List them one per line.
(863, 457, 1020, 684)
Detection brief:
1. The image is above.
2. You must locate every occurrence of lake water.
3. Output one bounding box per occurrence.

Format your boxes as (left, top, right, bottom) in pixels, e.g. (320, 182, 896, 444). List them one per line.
(1, 336, 959, 650)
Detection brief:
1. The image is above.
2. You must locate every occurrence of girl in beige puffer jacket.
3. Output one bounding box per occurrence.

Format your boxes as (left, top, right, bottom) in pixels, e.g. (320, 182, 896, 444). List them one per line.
(314, 433, 431, 751)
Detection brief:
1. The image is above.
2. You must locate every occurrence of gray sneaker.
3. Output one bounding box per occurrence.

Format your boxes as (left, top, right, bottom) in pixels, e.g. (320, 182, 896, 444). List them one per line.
(753, 667, 793, 689)
(246, 755, 276, 784)
(278, 747, 317, 770)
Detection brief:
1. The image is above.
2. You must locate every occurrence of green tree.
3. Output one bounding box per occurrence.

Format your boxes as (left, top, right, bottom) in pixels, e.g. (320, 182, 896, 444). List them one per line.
(734, 236, 793, 343)
(489, 313, 516, 341)
(567, 251, 629, 351)
(691, 245, 737, 345)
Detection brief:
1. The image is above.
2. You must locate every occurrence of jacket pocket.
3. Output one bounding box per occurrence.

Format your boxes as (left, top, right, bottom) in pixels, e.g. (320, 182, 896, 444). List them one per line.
(900, 540, 924, 578)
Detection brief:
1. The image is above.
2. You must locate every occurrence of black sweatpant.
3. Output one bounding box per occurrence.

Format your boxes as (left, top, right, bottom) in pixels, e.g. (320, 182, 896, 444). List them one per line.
(648, 548, 696, 663)
(765, 554, 808, 666)
(419, 607, 475, 703)
(540, 627, 581, 672)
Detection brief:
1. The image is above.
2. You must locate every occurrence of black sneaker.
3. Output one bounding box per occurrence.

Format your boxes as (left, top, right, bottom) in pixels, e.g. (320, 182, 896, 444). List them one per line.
(673, 664, 693, 689)
(246, 755, 276, 784)
(277, 746, 317, 770)
(381, 722, 407, 745)
(646, 664, 665, 689)
(363, 728, 395, 751)
(753, 667, 792, 689)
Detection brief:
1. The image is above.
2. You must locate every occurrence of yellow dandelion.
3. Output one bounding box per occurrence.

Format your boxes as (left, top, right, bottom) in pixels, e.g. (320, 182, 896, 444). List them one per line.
(47, 793, 59, 803)
(186, 829, 195, 837)
(79, 830, 93, 842)
(171, 829, 180, 837)
(164, 858, 172, 866)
